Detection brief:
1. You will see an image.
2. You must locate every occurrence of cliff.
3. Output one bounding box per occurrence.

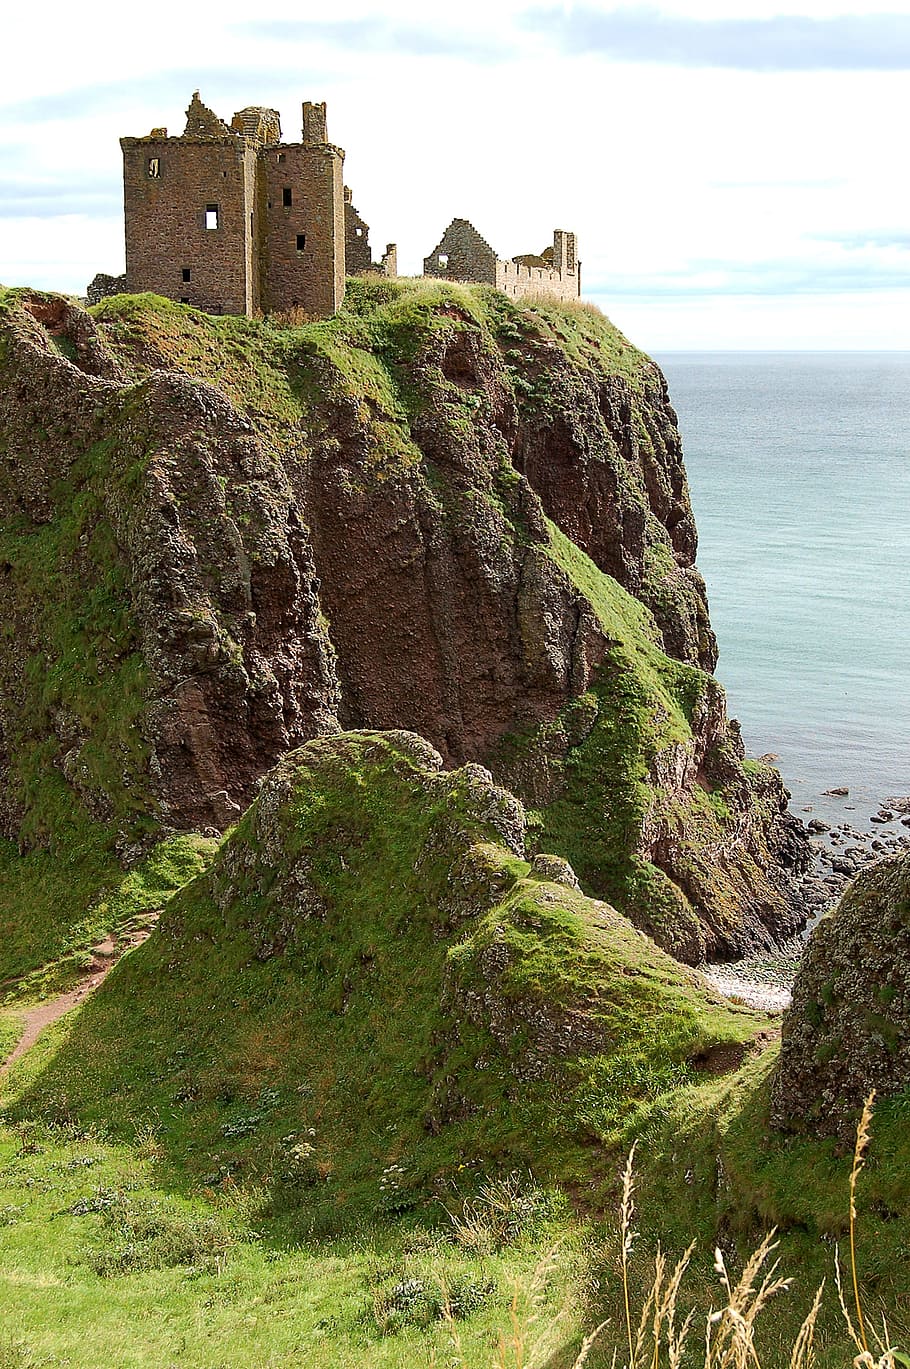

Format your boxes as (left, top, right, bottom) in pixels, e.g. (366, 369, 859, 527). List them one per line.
(0, 280, 807, 969)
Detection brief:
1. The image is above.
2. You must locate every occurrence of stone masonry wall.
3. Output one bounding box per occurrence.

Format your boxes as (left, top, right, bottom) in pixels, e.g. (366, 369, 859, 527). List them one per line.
(260, 140, 345, 317)
(117, 95, 346, 321)
(495, 257, 580, 302)
(86, 273, 127, 306)
(423, 219, 497, 284)
(425, 218, 580, 302)
(344, 187, 372, 275)
(121, 135, 254, 315)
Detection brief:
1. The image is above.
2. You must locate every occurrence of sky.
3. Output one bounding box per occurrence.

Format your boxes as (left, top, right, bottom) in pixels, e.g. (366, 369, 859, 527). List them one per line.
(1, 0, 908, 349)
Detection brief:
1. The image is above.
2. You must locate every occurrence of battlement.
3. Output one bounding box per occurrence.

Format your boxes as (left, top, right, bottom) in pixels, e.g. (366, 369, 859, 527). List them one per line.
(424, 219, 581, 302)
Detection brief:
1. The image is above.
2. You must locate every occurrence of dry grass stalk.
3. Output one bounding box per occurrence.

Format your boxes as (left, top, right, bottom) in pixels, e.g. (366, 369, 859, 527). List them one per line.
(705, 1234, 791, 1369)
(438, 1098, 905, 1369)
(850, 1090, 876, 1357)
(621, 1143, 638, 1369)
(789, 1281, 824, 1369)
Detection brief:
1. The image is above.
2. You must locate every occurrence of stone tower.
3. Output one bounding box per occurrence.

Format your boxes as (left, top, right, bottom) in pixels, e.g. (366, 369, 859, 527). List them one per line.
(119, 93, 346, 318)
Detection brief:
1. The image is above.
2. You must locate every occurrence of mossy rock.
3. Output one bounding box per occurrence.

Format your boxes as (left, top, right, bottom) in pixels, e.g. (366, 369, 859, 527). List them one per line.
(774, 851, 910, 1140)
(8, 731, 763, 1212)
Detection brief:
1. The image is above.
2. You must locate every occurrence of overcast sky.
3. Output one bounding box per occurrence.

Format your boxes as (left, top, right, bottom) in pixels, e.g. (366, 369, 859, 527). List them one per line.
(1, 0, 907, 348)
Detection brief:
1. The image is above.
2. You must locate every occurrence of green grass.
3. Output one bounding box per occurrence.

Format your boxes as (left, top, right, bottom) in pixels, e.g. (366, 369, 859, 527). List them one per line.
(0, 1121, 585, 1369)
(0, 1045, 907, 1367)
(2, 732, 764, 1225)
(0, 834, 217, 1002)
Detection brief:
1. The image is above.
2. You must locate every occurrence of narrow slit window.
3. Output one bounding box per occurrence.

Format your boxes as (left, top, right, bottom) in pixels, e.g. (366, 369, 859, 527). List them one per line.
(181, 268, 191, 282)
(205, 204, 219, 230)
(296, 233, 306, 252)
(148, 157, 160, 178)
(277, 152, 286, 163)
(282, 186, 292, 207)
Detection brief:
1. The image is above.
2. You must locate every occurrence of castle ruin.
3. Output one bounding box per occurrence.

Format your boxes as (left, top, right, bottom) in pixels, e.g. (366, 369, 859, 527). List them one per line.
(423, 219, 581, 302)
(96, 93, 394, 319)
(89, 96, 578, 318)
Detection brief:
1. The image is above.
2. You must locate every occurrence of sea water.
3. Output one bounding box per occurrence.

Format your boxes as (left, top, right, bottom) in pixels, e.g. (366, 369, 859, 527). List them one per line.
(656, 351, 910, 824)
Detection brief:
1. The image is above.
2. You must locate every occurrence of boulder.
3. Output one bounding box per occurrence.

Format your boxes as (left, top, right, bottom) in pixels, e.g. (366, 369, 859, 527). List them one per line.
(773, 851, 910, 1140)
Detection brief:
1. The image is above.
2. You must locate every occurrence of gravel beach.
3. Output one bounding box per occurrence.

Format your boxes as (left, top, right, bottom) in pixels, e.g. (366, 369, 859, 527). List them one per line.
(701, 791, 910, 1012)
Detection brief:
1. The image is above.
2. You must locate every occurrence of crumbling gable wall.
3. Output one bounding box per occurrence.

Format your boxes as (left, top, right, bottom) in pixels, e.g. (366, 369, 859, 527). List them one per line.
(344, 186, 372, 275)
(423, 219, 497, 285)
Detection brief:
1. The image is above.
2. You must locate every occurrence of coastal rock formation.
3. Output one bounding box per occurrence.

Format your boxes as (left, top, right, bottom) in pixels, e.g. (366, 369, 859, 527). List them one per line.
(773, 851, 910, 1140)
(20, 731, 759, 1191)
(0, 280, 807, 962)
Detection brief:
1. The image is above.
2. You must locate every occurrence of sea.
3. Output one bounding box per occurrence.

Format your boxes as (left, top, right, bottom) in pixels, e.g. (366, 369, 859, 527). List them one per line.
(656, 351, 910, 827)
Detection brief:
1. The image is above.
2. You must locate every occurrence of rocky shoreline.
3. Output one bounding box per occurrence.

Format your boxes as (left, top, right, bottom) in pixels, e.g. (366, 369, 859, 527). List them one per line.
(701, 791, 910, 1011)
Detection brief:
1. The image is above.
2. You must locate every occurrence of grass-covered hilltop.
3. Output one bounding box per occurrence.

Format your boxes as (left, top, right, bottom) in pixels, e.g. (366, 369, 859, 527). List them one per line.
(0, 279, 907, 1368)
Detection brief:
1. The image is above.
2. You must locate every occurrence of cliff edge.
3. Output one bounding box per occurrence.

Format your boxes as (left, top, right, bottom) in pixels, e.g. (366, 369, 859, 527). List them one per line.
(0, 280, 807, 966)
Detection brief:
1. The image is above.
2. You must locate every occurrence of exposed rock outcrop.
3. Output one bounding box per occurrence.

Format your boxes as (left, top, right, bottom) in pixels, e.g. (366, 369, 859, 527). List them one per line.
(0, 280, 808, 960)
(773, 851, 910, 1140)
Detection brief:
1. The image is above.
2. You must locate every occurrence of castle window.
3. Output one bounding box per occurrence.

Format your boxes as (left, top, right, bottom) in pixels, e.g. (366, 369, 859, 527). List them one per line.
(296, 233, 306, 252)
(438, 254, 448, 268)
(282, 187, 292, 207)
(148, 158, 160, 178)
(180, 297, 190, 304)
(205, 204, 219, 230)
(278, 152, 286, 163)
(182, 268, 191, 282)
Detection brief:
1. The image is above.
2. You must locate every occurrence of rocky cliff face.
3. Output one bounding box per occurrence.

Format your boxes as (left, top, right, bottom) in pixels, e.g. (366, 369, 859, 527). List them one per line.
(774, 851, 910, 1140)
(0, 280, 807, 963)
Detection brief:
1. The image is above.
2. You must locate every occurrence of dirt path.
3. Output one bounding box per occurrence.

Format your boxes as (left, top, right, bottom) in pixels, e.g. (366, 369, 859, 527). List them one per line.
(1, 921, 157, 1075)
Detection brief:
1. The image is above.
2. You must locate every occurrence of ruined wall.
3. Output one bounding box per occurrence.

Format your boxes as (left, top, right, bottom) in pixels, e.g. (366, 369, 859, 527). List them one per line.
(423, 219, 497, 284)
(425, 220, 581, 302)
(121, 135, 255, 316)
(344, 187, 372, 275)
(380, 244, 398, 278)
(495, 259, 579, 302)
(86, 273, 127, 306)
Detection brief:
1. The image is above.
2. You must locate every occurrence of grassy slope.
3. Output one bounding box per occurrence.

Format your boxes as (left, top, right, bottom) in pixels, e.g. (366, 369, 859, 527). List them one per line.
(0, 1121, 585, 1369)
(5, 730, 902, 1365)
(2, 733, 760, 1219)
